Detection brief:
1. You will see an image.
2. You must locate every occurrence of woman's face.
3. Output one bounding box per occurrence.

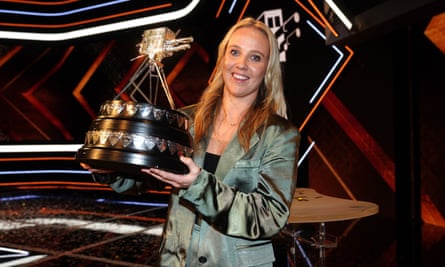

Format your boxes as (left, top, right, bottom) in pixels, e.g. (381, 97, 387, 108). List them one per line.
(222, 26, 270, 103)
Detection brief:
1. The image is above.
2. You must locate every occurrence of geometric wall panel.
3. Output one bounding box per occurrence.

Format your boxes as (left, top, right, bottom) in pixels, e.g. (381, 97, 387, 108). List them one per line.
(0, 0, 353, 143)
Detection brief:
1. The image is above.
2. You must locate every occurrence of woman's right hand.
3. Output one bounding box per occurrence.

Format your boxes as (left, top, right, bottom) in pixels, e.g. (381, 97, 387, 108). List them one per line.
(80, 163, 119, 184)
(80, 163, 115, 174)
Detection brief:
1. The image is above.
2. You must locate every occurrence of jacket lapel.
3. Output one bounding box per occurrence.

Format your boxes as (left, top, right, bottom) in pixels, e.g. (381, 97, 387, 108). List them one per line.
(215, 131, 260, 179)
(193, 124, 261, 180)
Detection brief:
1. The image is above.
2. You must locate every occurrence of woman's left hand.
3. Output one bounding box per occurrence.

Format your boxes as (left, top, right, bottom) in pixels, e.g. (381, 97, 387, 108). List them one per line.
(141, 156, 201, 188)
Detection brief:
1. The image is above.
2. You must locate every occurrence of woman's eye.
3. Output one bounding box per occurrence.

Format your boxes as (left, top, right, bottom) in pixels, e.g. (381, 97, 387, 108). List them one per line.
(230, 49, 239, 56)
(250, 54, 261, 62)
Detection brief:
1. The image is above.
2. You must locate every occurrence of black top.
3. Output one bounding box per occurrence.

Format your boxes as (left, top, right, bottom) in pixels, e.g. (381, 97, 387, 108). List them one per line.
(203, 152, 220, 174)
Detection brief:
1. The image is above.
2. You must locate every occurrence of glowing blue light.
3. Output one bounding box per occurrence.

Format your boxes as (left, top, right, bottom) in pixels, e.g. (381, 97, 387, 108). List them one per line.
(0, 0, 201, 41)
(0, 195, 168, 208)
(0, 195, 41, 201)
(298, 141, 315, 167)
(305, 20, 344, 104)
(0, 144, 82, 153)
(0, 170, 90, 175)
(0, 0, 129, 17)
(96, 198, 168, 207)
(228, 0, 238, 14)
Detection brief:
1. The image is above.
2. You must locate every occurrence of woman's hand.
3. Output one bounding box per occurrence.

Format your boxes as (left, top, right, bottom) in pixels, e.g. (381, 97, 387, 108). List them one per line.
(141, 156, 201, 188)
(79, 163, 115, 174)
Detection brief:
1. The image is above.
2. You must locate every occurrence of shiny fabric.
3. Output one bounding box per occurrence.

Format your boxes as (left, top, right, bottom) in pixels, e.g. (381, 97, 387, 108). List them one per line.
(110, 105, 300, 267)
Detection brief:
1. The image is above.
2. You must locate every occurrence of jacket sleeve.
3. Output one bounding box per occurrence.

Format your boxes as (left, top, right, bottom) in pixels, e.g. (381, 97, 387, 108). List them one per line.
(87, 166, 167, 194)
(179, 123, 300, 239)
(108, 176, 148, 195)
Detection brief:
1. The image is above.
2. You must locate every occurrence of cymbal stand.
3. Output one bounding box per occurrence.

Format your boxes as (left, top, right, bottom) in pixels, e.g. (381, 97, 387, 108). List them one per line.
(282, 228, 312, 267)
(303, 222, 337, 267)
(318, 222, 329, 267)
(284, 222, 337, 267)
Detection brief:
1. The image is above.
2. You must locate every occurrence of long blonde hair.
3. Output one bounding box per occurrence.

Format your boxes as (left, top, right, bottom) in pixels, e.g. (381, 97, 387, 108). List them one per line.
(193, 17, 287, 151)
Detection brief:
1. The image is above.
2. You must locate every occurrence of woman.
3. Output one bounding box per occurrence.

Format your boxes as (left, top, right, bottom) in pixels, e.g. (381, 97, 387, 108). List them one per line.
(87, 17, 300, 266)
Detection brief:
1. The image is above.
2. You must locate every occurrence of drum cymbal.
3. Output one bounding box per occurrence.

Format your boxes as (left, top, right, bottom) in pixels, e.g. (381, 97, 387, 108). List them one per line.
(288, 188, 378, 223)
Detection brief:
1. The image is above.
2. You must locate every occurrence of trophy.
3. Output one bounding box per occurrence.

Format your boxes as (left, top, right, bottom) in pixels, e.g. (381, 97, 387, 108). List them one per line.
(76, 27, 194, 179)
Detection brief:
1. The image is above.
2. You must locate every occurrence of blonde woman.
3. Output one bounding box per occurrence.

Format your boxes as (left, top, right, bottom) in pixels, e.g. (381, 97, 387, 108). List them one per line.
(88, 17, 300, 266)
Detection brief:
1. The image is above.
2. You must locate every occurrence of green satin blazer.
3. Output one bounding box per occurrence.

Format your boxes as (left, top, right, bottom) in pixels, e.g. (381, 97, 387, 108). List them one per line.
(110, 105, 300, 267)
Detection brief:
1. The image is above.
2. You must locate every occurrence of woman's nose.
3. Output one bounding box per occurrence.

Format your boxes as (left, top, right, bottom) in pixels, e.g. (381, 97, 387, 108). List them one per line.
(235, 56, 248, 69)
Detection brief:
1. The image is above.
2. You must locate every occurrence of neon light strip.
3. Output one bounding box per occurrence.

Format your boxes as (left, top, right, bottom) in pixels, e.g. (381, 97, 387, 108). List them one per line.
(0, 195, 41, 201)
(0, 170, 90, 175)
(0, 0, 129, 16)
(0, 247, 29, 259)
(297, 140, 315, 167)
(0, 144, 82, 153)
(0, 194, 167, 207)
(0, 0, 78, 5)
(0, 255, 46, 266)
(0, 218, 164, 235)
(96, 198, 168, 207)
(0, 0, 201, 41)
(325, 0, 353, 30)
(228, 0, 238, 14)
(306, 19, 344, 104)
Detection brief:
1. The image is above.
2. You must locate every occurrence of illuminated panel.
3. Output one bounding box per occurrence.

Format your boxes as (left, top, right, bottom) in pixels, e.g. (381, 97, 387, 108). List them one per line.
(255, 3, 353, 130)
(0, 144, 81, 152)
(0, 0, 201, 41)
(0, 1, 354, 144)
(298, 18, 354, 131)
(303, 1, 445, 227)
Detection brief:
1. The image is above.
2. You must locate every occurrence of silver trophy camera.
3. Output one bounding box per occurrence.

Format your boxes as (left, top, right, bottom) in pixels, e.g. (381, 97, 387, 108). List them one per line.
(76, 27, 194, 179)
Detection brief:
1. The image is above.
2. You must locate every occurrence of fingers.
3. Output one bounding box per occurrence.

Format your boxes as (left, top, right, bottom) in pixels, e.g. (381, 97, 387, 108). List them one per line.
(141, 157, 200, 188)
(143, 168, 182, 188)
(145, 167, 169, 179)
(179, 155, 192, 165)
(80, 163, 91, 169)
(80, 163, 114, 174)
(179, 156, 201, 176)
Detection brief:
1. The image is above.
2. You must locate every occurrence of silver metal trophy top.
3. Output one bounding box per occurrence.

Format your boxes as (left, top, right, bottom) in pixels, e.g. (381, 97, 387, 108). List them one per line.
(116, 27, 194, 109)
(137, 27, 194, 62)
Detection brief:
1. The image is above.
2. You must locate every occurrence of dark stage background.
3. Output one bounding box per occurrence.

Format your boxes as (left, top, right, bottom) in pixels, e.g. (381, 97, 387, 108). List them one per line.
(1, 1, 445, 266)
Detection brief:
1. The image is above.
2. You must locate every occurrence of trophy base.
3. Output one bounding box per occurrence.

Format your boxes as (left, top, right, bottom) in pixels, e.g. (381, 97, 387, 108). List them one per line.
(76, 147, 189, 175)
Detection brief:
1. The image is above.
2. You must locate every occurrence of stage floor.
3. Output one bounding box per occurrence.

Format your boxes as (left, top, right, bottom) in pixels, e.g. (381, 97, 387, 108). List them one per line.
(0, 189, 167, 266)
(0, 188, 444, 267)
